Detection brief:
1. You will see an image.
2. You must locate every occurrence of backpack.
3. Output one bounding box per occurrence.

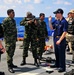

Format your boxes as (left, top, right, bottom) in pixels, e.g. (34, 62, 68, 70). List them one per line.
(0, 23, 4, 38)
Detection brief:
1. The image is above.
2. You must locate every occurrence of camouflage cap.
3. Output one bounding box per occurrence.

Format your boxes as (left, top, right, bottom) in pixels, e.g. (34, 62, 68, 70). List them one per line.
(69, 9, 74, 13)
(26, 12, 32, 16)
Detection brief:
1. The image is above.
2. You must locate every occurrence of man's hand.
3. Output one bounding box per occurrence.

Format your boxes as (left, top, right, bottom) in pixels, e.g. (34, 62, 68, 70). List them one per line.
(48, 16, 54, 30)
(49, 16, 52, 22)
(28, 20, 32, 24)
(1, 48, 5, 53)
(56, 32, 67, 45)
(56, 40, 61, 45)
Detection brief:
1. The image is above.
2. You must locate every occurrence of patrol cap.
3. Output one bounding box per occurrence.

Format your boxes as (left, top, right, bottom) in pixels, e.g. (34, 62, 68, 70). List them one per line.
(69, 9, 74, 13)
(53, 9, 64, 14)
(26, 12, 32, 17)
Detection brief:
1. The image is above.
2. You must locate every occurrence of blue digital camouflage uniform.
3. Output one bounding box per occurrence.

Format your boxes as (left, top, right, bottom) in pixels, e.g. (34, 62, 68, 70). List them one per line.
(52, 17, 68, 71)
(2, 17, 17, 67)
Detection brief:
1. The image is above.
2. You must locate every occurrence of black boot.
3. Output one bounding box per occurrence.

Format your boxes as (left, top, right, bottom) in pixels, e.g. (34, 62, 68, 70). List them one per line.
(11, 64, 18, 68)
(20, 57, 26, 66)
(8, 66, 15, 73)
(34, 58, 39, 67)
(0, 72, 5, 75)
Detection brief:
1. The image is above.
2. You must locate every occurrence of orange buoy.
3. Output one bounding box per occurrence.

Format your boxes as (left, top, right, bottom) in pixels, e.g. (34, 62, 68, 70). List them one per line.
(49, 45, 53, 49)
(44, 45, 53, 50)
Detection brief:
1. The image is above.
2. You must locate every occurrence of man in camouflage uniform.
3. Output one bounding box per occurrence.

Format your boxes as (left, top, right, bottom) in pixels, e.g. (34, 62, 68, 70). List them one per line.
(66, 10, 74, 64)
(20, 12, 39, 67)
(38, 13, 48, 60)
(2, 9, 17, 73)
(66, 10, 74, 54)
(70, 9, 74, 63)
(31, 18, 40, 67)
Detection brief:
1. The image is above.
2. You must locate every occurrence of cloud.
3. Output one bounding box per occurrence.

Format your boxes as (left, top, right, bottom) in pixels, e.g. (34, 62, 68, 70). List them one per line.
(0, 5, 8, 10)
(61, 7, 66, 10)
(53, 0, 72, 5)
(0, 5, 8, 17)
(3, 0, 22, 4)
(11, 5, 16, 9)
(45, 6, 51, 10)
(0, 5, 16, 17)
(53, 0, 63, 4)
(34, 0, 41, 3)
(27, 4, 34, 10)
(15, 0, 22, 4)
(0, 5, 8, 14)
(0, 5, 16, 11)
(24, 0, 30, 3)
(64, 1, 72, 5)
(3, 0, 13, 4)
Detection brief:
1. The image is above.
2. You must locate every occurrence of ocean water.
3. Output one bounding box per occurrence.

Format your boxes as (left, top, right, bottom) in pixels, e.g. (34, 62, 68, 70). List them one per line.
(0, 17, 55, 38)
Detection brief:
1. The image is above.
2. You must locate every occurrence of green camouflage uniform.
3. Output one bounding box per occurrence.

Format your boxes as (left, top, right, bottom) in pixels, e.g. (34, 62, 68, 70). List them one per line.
(31, 23, 39, 59)
(2, 17, 17, 66)
(37, 20, 48, 58)
(20, 17, 38, 58)
(66, 18, 74, 61)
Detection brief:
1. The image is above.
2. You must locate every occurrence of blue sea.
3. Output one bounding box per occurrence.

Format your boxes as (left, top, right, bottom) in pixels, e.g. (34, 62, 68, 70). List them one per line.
(0, 17, 55, 38)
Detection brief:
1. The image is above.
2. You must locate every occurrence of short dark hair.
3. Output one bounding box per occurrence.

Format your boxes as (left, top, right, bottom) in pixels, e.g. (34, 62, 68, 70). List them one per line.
(39, 13, 45, 17)
(7, 9, 14, 15)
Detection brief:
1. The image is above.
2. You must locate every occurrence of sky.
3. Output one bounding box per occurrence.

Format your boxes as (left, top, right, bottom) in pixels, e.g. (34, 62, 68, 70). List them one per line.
(0, 0, 74, 17)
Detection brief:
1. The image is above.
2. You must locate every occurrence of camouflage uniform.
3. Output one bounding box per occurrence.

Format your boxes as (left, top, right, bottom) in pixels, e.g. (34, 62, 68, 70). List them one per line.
(2, 17, 17, 67)
(20, 17, 41, 67)
(31, 23, 39, 59)
(37, 20, 48, 59)
(20, 17, 38, 58)
(66, 18, 74, 61)
(66, 18, 74, 53)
